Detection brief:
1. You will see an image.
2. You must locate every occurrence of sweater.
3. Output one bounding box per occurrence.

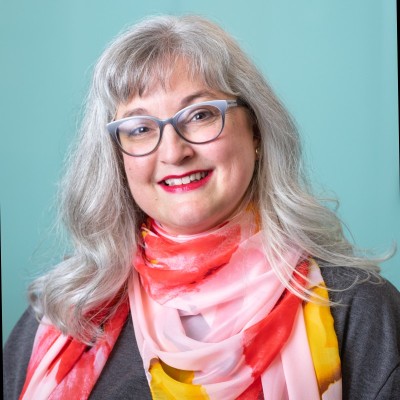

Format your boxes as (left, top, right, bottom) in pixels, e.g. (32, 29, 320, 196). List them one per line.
(3, 267, 400, 399)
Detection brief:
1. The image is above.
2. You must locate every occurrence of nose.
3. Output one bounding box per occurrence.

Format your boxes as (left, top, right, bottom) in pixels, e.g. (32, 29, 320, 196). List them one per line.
(158, 123, 195, 165)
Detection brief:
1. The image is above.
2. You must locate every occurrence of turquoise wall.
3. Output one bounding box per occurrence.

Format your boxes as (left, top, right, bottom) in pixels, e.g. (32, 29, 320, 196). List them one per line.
(1, 0, 398, 344)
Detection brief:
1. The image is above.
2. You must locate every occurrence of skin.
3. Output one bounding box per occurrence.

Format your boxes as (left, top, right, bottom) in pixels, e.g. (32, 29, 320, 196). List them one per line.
(116, 62, 258, 235)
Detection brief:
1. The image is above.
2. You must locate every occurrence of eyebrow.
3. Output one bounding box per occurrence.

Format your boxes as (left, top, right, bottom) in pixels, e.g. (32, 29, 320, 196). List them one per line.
(119, 89, 220, 119)
(180, 90, 219, 107)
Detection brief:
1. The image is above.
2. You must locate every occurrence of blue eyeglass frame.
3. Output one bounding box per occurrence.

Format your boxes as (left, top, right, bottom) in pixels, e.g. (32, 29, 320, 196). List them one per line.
(106, 98, 246, 157)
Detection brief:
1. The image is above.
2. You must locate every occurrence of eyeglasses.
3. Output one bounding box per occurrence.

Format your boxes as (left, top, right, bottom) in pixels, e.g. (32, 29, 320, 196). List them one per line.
(107, 99, 244, 157)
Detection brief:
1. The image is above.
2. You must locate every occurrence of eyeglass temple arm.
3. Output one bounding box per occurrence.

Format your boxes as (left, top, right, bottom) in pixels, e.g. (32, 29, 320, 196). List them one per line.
(227, 98, 249, 109)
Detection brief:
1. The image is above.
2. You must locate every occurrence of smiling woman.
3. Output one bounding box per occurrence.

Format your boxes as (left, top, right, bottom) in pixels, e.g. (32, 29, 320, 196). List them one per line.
(116, 64, 257, 235)
(3, 14, 400, 400)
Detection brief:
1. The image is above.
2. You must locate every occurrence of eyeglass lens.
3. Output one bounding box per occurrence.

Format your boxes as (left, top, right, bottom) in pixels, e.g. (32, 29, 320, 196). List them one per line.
(116, 103, 223, 156)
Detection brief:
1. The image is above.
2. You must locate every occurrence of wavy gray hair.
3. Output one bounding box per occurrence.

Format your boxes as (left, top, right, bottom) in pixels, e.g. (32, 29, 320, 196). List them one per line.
(29, 15, 384, 343)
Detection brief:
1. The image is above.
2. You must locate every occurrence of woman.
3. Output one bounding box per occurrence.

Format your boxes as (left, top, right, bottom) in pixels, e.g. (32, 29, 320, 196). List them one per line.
(4, 15, 400, 400)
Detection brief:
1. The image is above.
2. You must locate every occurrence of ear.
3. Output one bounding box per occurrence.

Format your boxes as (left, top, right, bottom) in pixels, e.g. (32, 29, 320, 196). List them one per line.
(252, 123, 261, 149)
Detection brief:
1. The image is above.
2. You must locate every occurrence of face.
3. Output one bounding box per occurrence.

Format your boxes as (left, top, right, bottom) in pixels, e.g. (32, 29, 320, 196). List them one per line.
(116, 63, 258, 235)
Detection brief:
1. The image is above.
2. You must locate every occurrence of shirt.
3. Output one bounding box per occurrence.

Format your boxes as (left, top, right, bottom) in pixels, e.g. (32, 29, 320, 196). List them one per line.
(3, 267, 400, 399)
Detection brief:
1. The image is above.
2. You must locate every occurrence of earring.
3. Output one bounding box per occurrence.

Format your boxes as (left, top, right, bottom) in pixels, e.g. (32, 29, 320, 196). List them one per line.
(255, 147, 260, 159)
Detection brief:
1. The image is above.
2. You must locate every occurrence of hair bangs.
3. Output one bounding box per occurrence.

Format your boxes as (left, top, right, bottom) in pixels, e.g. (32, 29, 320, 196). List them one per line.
(100, 30, 237, 113)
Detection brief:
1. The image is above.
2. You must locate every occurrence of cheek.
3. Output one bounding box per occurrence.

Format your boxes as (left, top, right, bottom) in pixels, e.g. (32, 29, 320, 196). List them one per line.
(225, 133, 256, 171)
(122, 157, 151, 197)
(232, 139, 257, 187)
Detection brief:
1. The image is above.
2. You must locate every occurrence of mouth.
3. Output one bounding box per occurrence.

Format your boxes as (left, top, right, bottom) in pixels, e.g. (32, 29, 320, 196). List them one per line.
(160, 171, 210, 187)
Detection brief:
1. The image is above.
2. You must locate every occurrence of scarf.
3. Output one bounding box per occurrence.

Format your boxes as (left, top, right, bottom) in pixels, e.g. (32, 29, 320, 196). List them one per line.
(19, 301, 129, 400)
(131, 208, 342, 399)
(20, 208, 342, 399)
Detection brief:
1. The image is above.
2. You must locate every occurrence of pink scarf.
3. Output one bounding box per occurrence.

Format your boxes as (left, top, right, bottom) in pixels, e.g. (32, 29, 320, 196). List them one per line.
(20, 207, 341, 399)
(130, 208, 342, 399)
(20, 301, 129, 399)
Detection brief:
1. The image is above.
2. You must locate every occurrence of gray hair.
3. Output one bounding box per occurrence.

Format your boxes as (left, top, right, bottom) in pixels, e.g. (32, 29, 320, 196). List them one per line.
(29, 15, 384, 343)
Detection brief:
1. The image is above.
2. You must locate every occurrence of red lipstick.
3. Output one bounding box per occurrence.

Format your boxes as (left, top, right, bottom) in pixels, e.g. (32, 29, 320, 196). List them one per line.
(159, 170, 212, 193)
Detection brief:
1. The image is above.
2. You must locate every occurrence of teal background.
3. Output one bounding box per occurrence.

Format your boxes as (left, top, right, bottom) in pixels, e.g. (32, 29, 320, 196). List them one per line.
(1, 0, 398, 344)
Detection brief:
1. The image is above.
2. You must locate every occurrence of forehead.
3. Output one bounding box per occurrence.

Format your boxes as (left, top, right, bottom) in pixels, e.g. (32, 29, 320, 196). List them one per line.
(116, 61, 224, 117)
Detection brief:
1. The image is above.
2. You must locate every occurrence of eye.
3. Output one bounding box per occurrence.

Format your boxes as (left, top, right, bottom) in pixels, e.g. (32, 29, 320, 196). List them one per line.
(181, 105, 220, 126)
(119, 125, 151, 139)
(190, 109, 213, 122)
(128, 126, 150, 137)
(117, 118, 158, 140)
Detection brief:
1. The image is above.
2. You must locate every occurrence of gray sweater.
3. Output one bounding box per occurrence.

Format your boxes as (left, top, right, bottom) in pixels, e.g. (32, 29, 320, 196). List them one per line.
(4, 267, 400, 399)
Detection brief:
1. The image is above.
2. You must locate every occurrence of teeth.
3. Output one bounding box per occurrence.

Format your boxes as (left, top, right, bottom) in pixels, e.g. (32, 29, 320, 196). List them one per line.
(164, 171, 208, 186)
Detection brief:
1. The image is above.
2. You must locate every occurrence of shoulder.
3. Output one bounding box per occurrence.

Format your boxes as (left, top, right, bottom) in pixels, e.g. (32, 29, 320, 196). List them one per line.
(3, 308, 39, 400)
(321, 266, 400, 400)
(321, 266, 400, 333)
(322, 266, 400, 315)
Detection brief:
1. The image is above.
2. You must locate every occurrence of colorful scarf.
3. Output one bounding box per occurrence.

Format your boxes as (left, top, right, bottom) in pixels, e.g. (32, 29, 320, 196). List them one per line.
(131, 208, 342, 399)
(20, 208, 342, 399)
(19, 301, 129, 399)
